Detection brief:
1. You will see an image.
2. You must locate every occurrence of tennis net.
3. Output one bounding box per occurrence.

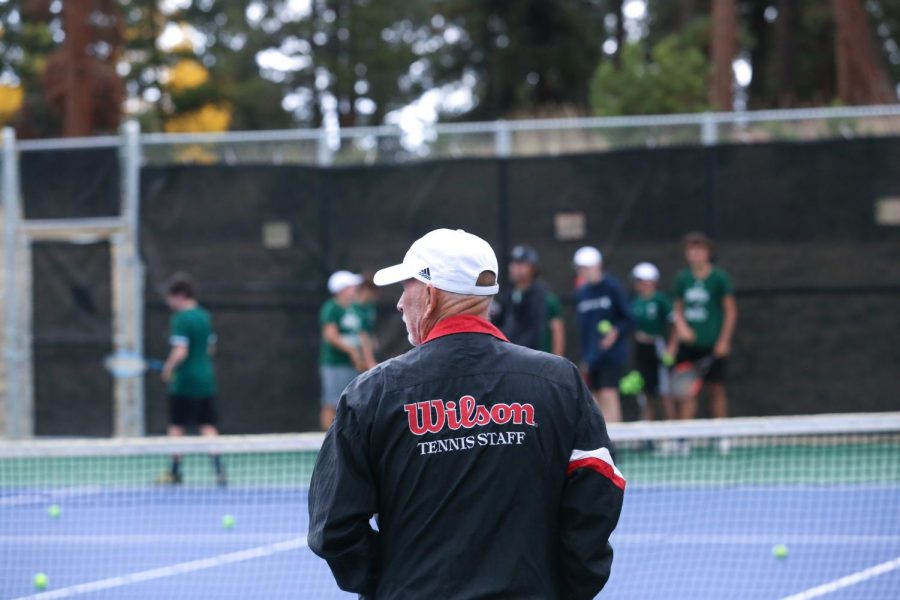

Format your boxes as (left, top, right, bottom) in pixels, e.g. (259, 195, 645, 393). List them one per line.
(0, 413, 898, 599)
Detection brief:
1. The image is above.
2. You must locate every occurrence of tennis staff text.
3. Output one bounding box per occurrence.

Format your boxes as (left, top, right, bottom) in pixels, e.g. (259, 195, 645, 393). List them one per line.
(417, 431, 527, 455)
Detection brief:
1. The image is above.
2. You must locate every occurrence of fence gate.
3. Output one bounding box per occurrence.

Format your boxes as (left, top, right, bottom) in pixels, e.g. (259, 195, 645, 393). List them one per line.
(0, 123, 144, 439)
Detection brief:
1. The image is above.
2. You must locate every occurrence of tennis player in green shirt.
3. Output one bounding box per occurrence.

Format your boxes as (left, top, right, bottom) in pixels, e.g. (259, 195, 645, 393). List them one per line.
(631, 262, 674, 421)
(319, 271, 377, 430)
(667, 232, 738, 422)
(161, 276, 225, 486)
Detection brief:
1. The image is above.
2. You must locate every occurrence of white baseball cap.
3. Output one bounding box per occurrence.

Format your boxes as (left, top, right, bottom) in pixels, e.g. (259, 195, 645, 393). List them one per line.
(328, 270, 363, 294)
(373, 229, 499, 296)
(573, 246, 602, 268)
(632, 262, 660, 282)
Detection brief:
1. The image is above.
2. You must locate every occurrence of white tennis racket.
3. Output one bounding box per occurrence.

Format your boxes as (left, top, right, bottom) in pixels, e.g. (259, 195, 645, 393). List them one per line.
(103, 351, 164, 378)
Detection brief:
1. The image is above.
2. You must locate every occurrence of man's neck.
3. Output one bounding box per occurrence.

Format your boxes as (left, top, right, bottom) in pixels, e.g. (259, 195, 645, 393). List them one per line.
(180, 300, 198, 311)
(691, 263, 712, 278)
(421, 296, 491, 340)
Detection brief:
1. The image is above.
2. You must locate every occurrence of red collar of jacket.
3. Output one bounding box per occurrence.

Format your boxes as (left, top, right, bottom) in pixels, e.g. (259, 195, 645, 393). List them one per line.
(423, 315, 509, 344)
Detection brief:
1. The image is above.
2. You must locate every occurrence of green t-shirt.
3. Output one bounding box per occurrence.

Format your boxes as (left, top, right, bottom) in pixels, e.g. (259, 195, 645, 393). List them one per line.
(540, 292, 563, 353)
(633, 291, 672, 338)
(169, 306, 217, 398)
(673, 267, 734, 349)
(319, 299, 365, 367)
(358, 301, 377, 333)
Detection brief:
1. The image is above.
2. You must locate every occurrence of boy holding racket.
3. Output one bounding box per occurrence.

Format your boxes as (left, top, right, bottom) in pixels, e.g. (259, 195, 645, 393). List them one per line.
(630, 262, 674, 421)
(667, 233, 737, 421)
(160, 275, 225, 486)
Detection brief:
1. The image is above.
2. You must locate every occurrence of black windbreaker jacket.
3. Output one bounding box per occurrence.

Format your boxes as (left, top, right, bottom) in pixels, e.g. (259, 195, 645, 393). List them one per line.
(308, 315, 625, 599)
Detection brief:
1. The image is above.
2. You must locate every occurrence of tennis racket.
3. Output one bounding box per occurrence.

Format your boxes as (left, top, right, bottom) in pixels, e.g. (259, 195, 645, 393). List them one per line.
(103, 351, 164, 378)
(670, 355, 715, 398)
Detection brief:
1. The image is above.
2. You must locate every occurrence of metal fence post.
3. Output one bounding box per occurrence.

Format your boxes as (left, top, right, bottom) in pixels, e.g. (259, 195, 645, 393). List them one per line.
(2, 126, 31, 438)
(494, 120, 512, 157)
(317, 127, 333, 166)
(112, 120, 145, 437)
(494, 121, 511, 279)
(1, 127, 16, 438)
(701, 113, 719, 146)
(700, 114, 719, 235)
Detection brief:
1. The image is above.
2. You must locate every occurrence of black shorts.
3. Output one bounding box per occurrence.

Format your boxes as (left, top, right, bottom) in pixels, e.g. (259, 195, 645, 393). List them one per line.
(635, 341, 668, 395)
(588, 360, 625, 391)
(169, 395, 218, 428)
(675, 345, 727, 383)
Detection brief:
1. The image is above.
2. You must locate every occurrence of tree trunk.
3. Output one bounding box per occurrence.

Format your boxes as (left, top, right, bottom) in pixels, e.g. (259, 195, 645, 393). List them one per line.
(710, 0, 737, 111)
(774, 0, 798, 107)
(832, 0, 895, 105)
(679, 0, 696, 27)
(613, 0, 624, 69)
(63, 0, 92, 136)
(746, 1, 769, 109)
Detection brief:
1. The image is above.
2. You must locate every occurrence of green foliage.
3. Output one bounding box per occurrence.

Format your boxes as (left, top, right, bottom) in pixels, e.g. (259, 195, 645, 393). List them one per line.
(1, 0, 897, 136)
(591, 27, 711, 116)
(426, 0, 610, 120)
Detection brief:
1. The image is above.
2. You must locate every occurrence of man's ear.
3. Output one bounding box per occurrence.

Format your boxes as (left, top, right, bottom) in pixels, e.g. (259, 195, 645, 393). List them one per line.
(424, 284, 438, 316)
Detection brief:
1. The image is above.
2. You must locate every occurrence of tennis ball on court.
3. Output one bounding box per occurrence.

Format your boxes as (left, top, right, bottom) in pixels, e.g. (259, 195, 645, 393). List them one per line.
(661, 352, 675, 367)
(598, 320, 613, 334)
(772, 544, 789, 559)
(221, 514, 235, 529)
(34, 572, 48, 590)
(48, 504, 61, 518)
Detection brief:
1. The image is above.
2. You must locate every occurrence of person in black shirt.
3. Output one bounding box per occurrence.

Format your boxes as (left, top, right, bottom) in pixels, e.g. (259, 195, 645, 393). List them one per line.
(493, 245, 565, 355)
(308, 229, 624, 599)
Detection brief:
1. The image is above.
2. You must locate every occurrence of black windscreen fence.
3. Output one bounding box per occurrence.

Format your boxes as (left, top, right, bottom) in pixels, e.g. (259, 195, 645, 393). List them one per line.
(27, 137, 900, 435)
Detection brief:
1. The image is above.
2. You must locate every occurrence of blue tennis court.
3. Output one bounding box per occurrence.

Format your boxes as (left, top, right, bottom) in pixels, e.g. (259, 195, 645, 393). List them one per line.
(2, 482, 899, 599)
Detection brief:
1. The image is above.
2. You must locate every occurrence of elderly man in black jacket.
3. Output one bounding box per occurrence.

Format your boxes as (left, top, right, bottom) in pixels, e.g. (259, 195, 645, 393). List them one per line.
(308, 228, 625, 599)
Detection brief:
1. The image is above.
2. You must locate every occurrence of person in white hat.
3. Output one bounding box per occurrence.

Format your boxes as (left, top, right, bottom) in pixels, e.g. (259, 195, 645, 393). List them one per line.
(318, 270, 375, 430)
(308, 228, 624, 599)
(630, 262, 674, 421)
(572, 246, 634, 423)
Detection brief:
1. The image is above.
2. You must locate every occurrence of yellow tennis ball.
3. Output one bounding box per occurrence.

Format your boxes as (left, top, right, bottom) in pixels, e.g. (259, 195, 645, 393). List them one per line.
(772, 544, 788, 559)
(34, 572, 48, 590)
(48, 504, 61, 518)
(598, 320, 612, 334)
(222, 514, 235, 529)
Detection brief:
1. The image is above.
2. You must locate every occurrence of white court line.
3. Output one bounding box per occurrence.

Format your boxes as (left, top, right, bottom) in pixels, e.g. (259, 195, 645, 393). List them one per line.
(0, 488, 105, 508)
(614, 533, 900, 545)
(779, 555, 900, 600)
(4, 532, 897, 546)
(0, 533, 293, 544)
(11, 536, 308, 600)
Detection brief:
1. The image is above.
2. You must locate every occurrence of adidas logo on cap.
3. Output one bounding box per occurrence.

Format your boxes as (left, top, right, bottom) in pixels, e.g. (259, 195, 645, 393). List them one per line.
(418, 267, 431, 280)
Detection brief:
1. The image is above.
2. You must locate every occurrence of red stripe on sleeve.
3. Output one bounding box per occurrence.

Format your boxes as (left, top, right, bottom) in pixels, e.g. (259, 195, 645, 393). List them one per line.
(567, 457, 626, 491)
